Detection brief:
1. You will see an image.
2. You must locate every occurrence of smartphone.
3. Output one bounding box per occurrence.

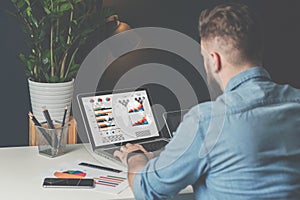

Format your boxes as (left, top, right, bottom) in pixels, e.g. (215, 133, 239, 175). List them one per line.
(43, 178, 95, 188)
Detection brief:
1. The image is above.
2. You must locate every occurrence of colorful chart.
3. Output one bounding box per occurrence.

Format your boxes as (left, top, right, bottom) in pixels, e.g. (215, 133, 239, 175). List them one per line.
(98, 122, 115, 129)
(96, 116, 114, 123)
(94, 107, 112, 111)
(54, 170, 86, 178)
(95, 110, 112, 116)
(94, 175, 126, 187)
(132, 116, 149, 126)
(129, 103, 144, 113)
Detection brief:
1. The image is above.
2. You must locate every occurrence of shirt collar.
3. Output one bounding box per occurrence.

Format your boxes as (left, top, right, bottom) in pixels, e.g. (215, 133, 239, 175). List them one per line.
(225, 67, 271, 92)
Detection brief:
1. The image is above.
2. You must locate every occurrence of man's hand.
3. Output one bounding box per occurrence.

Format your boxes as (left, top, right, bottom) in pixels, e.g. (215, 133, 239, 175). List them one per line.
(113, 143, 154, 166)
(114, 143, 154, 188)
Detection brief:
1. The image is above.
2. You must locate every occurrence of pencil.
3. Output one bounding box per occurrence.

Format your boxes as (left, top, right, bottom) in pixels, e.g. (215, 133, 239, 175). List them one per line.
(57, 106, 68, 149)
(61, 106, 68, 127)
(28, 112, 41, 126)
(28, 112, 52, 145)
(42, 107, 57, 148)
(42, 106, 55, 129)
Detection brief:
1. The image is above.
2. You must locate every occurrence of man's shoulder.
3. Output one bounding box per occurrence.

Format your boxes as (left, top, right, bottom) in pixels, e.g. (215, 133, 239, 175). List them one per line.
(219, 81, 300, 114)
(185, 100, 225, 121)
(185, 82, 300, 121)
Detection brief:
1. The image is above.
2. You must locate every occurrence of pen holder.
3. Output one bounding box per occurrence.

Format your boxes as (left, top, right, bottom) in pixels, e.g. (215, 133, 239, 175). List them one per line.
(35, 121, 69, 158)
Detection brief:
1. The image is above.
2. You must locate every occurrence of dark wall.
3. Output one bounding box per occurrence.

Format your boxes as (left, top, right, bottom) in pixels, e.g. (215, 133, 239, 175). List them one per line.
(1, 0, 299, 147)
(0, 1, 30, 147)
(261, 1, 300, 87)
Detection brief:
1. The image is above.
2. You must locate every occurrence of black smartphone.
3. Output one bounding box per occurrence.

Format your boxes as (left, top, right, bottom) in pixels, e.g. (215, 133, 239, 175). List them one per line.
(43, 178, 95, 188)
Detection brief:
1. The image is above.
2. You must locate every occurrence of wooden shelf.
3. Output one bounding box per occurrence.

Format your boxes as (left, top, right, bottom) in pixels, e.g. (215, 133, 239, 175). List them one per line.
(29, 116, 77, 146)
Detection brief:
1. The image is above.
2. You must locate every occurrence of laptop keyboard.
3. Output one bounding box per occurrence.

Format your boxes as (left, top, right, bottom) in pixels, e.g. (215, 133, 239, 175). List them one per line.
(141, 140, 169, 152)
(104, 140, 169, 156)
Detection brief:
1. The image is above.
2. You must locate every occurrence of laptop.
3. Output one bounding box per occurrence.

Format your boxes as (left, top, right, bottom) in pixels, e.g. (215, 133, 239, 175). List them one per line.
(163, 109, 189, 137)
(77, 88, 171, 164)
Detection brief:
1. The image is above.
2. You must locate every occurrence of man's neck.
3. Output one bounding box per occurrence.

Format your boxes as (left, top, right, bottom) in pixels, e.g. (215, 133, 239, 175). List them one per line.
(220, 64, 255, 91)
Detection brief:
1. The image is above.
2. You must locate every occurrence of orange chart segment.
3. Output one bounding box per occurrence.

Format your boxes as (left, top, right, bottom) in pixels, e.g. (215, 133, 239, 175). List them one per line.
(54, 170, 87, 178)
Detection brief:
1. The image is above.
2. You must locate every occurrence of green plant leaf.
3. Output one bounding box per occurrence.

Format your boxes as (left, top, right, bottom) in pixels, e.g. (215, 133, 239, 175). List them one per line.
(59, 3, 73, 12)
(25, 6, 32, 17)
(16, 0, 25, 9)
(28, 15, 38, 28)
(49, 75, 60, 83)
(80, 28, 94, 36)
(65, 69, 78, 80)
(9, 0, 115, 82)
(44, 7, 51, 15)
(18, 53, 27, 64)
(24, 0, 30, 6)
(72, 19, 78, 25)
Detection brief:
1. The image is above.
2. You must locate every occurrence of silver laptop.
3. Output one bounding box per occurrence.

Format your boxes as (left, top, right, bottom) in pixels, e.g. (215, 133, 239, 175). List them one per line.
(77, 88, 170, 164)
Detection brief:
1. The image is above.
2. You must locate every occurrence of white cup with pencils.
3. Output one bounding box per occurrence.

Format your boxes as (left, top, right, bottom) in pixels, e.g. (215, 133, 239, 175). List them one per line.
(29, 106, 69, 158)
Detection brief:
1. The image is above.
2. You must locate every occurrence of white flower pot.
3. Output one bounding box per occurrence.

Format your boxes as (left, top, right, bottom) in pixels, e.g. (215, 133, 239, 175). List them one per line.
(28, 78, 74, 122)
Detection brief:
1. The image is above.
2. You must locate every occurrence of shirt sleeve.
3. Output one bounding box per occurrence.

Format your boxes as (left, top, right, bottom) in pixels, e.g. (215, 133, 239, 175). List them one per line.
(132, 107, 210, 199)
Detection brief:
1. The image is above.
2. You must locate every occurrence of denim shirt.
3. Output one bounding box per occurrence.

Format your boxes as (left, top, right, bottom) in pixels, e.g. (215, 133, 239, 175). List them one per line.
(132, 67, 300, 200)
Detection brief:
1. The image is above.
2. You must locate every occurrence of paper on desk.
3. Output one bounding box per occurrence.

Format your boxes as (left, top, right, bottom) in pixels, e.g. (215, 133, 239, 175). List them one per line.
(46, 160, 129, 194)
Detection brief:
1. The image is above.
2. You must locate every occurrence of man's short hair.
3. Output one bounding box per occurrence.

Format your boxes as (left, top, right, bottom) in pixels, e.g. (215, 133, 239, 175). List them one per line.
(199, 3, 263, 65)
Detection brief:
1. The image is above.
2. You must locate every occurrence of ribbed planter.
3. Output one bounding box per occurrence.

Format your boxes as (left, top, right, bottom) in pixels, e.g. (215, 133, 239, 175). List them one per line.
(28, 78, 74, 122)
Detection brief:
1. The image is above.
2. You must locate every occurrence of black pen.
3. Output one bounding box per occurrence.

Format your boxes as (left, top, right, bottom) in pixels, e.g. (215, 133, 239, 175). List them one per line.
(79, 162, 122, 173)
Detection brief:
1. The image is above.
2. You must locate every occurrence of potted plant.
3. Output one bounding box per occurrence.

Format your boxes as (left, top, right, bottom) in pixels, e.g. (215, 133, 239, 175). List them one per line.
(10, 0, 113, 121)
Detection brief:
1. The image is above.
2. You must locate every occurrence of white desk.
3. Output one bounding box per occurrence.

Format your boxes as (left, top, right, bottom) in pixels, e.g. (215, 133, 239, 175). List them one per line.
(1, 144, 193, 200)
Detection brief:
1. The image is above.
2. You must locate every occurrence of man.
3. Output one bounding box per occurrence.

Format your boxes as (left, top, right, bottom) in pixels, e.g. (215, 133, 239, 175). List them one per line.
(114, 3, 300, 199)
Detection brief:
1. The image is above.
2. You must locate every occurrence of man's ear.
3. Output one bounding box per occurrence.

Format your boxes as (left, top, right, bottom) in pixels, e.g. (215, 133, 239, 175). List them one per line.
(209, 52, 221, 73)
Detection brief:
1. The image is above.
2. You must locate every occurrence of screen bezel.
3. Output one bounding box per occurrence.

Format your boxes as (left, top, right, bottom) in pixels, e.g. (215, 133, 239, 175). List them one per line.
(77, 88, 162, 150)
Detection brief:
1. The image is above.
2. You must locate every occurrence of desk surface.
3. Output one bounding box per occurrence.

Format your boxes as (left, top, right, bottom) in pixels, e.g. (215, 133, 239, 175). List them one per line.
(1, 144, 193, 200)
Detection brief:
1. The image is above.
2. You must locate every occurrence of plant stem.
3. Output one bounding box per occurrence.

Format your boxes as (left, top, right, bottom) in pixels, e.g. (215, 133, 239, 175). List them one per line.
(60, 9, 74, 79)
(67, 10, 74, 45)
(60, 52, 68, 79)
(56, 5, 59, 43)
(33, 64, 37, 80)
(50, 24, 54, 78)
(50, 0, 54, 78)
(64, 47, 79, 79)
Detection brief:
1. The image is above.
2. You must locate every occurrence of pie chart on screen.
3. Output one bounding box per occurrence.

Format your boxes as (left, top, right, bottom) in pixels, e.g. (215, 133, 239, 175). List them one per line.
(54, 170, 86, 178)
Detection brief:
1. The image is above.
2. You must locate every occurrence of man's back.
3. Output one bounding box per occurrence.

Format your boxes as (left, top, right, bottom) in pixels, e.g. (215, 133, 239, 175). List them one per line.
(195, 67, 300, 199)
(131, 67, 300, 200)
(125, 3, 300, 199)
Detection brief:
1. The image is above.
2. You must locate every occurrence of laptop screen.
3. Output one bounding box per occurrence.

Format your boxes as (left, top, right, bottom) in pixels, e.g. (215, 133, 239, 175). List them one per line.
(79, 89, 160, 147)
(163, 109, 189, 137)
